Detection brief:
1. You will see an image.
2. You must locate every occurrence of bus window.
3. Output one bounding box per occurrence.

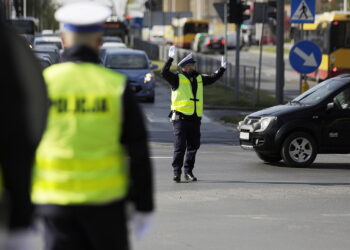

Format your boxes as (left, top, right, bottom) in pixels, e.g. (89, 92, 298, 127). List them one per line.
(183, 23, 208, 35)
(330, 21, 350, 51)
(344, 22, 350, 47)
(103, 21, 127, 41)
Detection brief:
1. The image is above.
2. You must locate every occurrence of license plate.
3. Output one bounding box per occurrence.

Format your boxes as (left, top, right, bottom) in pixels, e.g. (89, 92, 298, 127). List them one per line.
(240, 132, 249, 140)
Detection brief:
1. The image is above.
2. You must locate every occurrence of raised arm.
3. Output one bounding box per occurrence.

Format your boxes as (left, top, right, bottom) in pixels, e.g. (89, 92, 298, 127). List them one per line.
(161, 46, 179, 90)
(202, 56, 226, 86)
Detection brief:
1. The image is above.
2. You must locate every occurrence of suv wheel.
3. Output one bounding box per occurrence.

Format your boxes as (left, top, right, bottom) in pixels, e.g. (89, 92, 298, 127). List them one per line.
(256, 152, 281, 163)
(281, 132, 317, 167)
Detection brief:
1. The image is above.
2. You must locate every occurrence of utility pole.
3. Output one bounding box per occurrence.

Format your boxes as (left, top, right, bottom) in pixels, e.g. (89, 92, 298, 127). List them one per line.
(224, 1, 228, 86)
(276, 0, 284, 104)
(23, 0, 26, 17)
(235, 23, 241, 101)
(344, 0, 348, 11)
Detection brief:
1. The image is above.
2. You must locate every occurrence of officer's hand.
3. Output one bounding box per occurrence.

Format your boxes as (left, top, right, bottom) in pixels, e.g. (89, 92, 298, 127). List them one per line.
(221, 56, 227, 69)
(169, 45, 176, 59)
(131, 212, 154, 240)
(5, 227, 39, 250)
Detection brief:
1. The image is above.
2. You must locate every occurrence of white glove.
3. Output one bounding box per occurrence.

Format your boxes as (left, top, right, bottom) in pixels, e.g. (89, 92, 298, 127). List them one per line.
(168, 45, 176, 59)
(131, 212, 154, 240)
(221, 56, 227, 69)
(4, 228, 39, 250)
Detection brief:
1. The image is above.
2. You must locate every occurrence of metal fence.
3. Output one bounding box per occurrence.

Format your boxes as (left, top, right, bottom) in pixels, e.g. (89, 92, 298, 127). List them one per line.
(134, 38, 257, 103)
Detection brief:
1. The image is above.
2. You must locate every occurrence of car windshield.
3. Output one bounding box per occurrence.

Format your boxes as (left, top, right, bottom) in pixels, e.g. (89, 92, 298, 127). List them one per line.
(35, 41, 62, 49)
(292, 78, 346, 105)
(106, 54, 148, 69)
(8, 20, 35, 34)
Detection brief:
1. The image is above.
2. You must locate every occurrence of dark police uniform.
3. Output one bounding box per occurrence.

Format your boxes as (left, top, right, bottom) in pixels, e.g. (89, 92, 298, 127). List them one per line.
(34, 45, 154, 250)
(161, 57, 225, 181)
(32, 2, 154, 249)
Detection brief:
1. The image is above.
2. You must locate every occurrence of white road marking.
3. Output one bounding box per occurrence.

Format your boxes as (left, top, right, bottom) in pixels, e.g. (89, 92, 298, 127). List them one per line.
(150, 156, 172, 159)
(145, 113, 211, 123)
(321, 214, 350, 217)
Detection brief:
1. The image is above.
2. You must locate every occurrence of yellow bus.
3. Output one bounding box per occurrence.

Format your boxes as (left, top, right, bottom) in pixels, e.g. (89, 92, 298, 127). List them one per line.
(172, 18, 209, 49)
(294, 12, 350, 81)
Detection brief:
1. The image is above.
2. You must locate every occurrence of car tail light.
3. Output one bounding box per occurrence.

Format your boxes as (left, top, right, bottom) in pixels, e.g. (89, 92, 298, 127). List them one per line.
(332, 67, 338, 72)
(221, 40, 225, 45)
(332, 21, 339, 25)
(205, 40, 211, 46)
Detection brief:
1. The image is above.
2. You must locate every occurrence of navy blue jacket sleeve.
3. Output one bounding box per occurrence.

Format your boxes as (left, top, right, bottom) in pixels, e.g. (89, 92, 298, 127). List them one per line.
(120, 85, 154, 212)
(202, 67, 226, 86)
(161, 58, 179, 90)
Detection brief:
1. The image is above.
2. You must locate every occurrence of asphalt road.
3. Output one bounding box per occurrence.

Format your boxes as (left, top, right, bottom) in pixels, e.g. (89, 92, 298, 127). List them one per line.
(134, 144, 350, 250)
(1, 80, 349, 250)
(133, 81, 350, 250)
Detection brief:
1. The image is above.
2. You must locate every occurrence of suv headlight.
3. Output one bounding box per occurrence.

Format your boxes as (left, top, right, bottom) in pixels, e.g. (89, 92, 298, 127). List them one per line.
(144, 73, 153, 83)
(237, 115, 248, 130)
(253, 116, 277, 132)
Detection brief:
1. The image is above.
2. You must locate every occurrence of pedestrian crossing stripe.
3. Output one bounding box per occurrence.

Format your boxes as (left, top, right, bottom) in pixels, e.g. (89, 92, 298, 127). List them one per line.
(291, 0, 313, 21)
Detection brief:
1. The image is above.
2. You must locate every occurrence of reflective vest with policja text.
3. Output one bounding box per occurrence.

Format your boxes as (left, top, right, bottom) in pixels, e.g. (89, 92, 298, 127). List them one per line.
(31, 62, 129, 205)
(171, 74, 203, 116)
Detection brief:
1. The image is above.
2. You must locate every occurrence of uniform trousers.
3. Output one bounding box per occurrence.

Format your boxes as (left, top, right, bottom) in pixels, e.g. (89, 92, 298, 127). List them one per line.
(38, 200, 129, 250)
(172, 118, 201, 175)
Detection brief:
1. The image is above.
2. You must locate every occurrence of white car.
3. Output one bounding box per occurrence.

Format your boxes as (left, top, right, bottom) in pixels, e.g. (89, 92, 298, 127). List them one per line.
(226, 33, 244, 49)
(101, 42, 127, 49)
(34, 36, 63, 50)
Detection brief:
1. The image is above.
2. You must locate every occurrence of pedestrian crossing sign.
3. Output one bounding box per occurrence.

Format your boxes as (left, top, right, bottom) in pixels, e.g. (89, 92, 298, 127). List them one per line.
(291, 0, 315, 23)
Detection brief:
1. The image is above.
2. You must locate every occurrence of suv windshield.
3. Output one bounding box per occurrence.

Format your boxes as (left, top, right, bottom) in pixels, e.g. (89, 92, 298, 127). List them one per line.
(293, 78, 346, 105)
(106, 54, 148, 69)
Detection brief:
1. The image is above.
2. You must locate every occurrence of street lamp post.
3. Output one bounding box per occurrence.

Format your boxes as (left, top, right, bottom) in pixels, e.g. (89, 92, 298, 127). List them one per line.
(344, 0, 348, 11)
(24, 0, 26, 17)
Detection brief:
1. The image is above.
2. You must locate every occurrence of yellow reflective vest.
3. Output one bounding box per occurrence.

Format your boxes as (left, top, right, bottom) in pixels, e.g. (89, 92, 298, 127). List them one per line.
(31, 62, 128, 205)
(171, 74, 203, 116)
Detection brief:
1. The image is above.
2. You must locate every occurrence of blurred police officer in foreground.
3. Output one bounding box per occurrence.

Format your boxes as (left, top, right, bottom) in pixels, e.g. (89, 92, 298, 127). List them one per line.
(0, 5, 48, 250)
(30, 2, 154, 250)
(161, 46, 226, 183)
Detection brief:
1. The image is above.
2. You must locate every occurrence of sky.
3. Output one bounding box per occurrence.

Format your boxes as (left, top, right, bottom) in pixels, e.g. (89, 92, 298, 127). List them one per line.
(55, 0, 145, 18)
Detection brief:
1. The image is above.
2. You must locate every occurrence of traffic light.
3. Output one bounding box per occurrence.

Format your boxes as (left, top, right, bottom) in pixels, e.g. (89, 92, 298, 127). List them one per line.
(145, 0, 157, 11)
(228, 0, 250, 24)
(267, 0, 277, 21)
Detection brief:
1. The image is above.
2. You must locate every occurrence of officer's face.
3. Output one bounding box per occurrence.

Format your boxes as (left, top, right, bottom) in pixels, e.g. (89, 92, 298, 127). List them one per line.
(182, 63, 196, 73)
(61, 32, 103, 52)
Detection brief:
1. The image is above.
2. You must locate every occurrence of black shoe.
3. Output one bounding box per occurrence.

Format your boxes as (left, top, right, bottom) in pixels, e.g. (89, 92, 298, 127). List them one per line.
(173, 175, 181, 183)
(184, 173, 197, 182)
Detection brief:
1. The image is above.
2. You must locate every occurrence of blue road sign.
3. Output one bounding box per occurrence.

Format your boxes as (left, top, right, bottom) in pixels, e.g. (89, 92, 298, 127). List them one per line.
(289, 40, 322, 74)
(130, 17, 143, 30)
(291, 0, 315, 23)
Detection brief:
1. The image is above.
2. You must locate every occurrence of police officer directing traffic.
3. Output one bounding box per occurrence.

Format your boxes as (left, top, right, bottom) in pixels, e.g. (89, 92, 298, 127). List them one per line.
(30, 2, 154, 250)
(161, 46, 226, 182)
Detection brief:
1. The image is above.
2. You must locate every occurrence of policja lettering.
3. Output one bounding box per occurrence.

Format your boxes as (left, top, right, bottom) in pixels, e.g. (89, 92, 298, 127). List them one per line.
(74, 97, 108, 113)
(51, 97, 108, 113)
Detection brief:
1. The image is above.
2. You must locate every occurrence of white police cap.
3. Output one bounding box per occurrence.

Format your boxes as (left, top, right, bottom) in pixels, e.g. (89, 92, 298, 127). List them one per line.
(178, 53, 196, 67)
(55, 2, 111, 32)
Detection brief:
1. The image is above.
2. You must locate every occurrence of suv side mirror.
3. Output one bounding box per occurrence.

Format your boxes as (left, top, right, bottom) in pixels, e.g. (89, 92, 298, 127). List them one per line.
(327, 102, 335, 111)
